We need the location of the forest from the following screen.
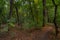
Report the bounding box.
[0,0,60,40]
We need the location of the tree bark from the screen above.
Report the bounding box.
[52,0,58,38]
[15,6,20,25]
[8,0,14,19]
[8,0,14,31]
[42,0,47,26]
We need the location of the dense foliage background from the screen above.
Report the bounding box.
[0,0,60,36]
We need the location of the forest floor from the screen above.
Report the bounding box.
[0,24,60,40]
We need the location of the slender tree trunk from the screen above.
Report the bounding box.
[8,0,14,19]
[52,0,58,38]
[15,6,20,25]
[54,5,58,37]
[8,0,14,31]
[42,0,47,26]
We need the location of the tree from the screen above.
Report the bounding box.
[15,6,20,25]
[42,0,47,26]
[52,0,58,38]
[8,0,14,31]
[8,0,14,19]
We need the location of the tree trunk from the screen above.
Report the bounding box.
[53,5,58,37]
[15,6,20,25]
[42,0,47,26]
[52,0,58,38]
[8,0,14,19]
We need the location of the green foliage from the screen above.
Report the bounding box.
[0,24,8,34]
[22,19,35,29]
[7,17,16,28]
[0,0,60,30]
[8,22,15,28]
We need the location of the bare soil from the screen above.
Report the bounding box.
[0,24,60,40]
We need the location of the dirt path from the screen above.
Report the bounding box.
[0,26,59,40]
